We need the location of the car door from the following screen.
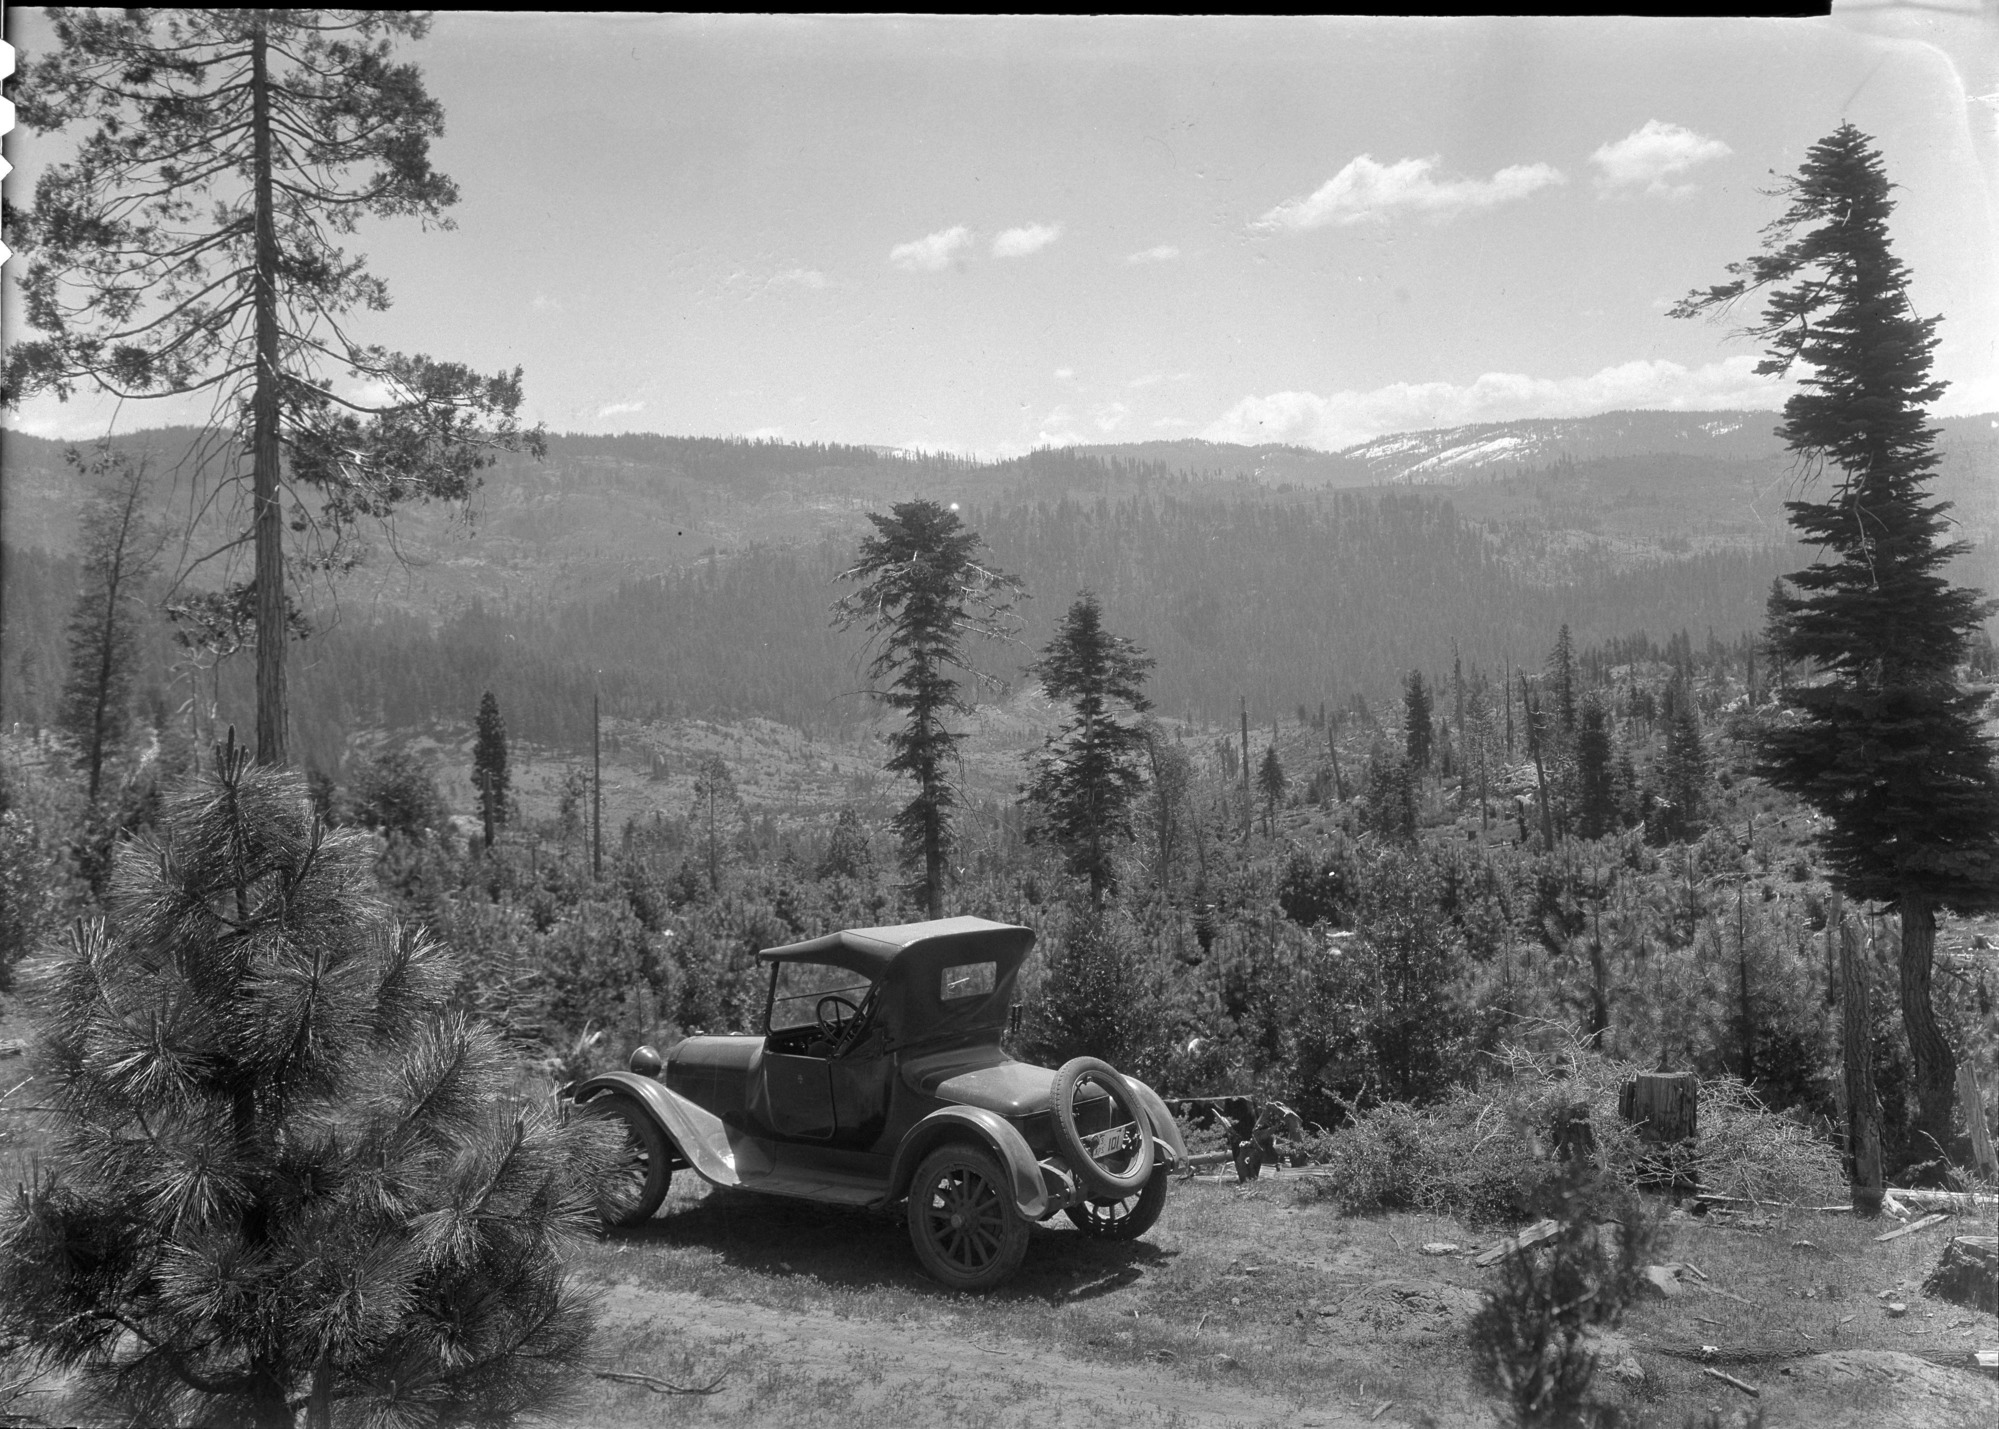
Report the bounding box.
[760,1052,836,1140]
[826,1022,894,1148]
[754,959,870,1142]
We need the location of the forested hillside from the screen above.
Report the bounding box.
[4,413,1992,772]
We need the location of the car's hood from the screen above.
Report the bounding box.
[903,1048,1107,1118]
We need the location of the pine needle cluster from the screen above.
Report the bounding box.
[0,737,606,1429]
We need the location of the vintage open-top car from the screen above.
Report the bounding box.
[567,916,1186,1290]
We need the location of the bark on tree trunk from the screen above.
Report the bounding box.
[250,24,288,767]
[1839,905,1884,1215]
[1897,890,1957,1174]
[925,797,943,919]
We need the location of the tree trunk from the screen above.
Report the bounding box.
[1839,906,1884,1215]
[1239,698,1251,840]
[83,475,143,803]
[924,796,944,919]
[250,23,288,767]
[1736,881,1754,1083]
[1897,890,1957,1173]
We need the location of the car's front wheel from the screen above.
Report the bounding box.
[1064,1165,1169,1241]
[580,1093,672,1228]
[907,1143,1031,1292]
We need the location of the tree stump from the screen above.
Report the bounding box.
[1921,1236,1998,1315]
[1618,1072,1698,1193]
[1553,1102,1597,1164]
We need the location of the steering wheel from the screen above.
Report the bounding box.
[815,993,863,1051]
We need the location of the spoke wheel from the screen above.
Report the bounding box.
[1064,1166,1169,1241]
[581,1094,671,1228]
[907,1143,1030,1292]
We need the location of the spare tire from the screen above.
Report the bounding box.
[1050,1056,1155,1200]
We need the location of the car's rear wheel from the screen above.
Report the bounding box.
[1064,1165,1169,1240]
[1050,1056,1155,1200]
[581,1093,671,1228]
[907,1143,1030,1292]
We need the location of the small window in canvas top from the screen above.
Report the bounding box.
[940,961,996,1001]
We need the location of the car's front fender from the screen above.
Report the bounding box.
[881,1105,1054,1220]
[570,1070,747,1191]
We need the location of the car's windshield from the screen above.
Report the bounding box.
[768,960,876,1035]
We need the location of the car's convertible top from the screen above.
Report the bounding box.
[757,916,1035,1043]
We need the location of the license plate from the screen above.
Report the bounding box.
[1088,1127,1129,1157]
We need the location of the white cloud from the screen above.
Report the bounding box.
[992,222,1062,258]
[530,293,563,313]
[1127,244,1181,264]
[1202,356,1792,450]
[1053,367,1076,381]
[1092,402,1130,433]
[770,267,827,289]
[597,400,646,419]
[1591,121,1732,197]
[890,225,973,272]
[341,376,401,409]
[1252,154,1565,232]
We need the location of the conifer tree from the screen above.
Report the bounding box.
[833,501,1023,918]
[1574,692,1617,841]
[0,740,602,1428]
[5,11,542,767]
[56,445,161,803]
[1022,594,1153,908]
[689,753,739,892]
[1403,669,1434,773]
[473,691,511,844]
[1658,682,1708,844]
[1676,123,1999,1159]
[1545,624,1578,736]
[1257,743,1287,837]
[1361,741,1417,843]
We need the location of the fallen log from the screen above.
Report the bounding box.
[1472,1218,1560,1267]
[1700,1366,1761,1398]
[595,1369,728,1396]
[1693,1187,1996,1213]
[1881,1188,1999,1212]
[1875,1212,1951,1243]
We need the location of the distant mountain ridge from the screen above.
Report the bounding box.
[1081,407,1999,489]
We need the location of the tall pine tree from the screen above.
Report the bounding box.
[473,691,511,846]
[1257,743,1287,837]
[833,501,1023,918]
[1022,594,1153,909]
[56,445,161,803]
[1402,669,1434,773]
[1676,124,1999,1163]
[5,11,541,767]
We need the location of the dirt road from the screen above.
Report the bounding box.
[570,1278,1438,1429]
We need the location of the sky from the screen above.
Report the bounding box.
[4,6,1998,457]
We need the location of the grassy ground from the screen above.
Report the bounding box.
[559,1168,1998,1429]
[4,993,1994,1428]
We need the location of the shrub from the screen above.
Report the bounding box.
[1468,1164,1661,1427]
[0,742,606,1428]
[1298,1034,1844,1220]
